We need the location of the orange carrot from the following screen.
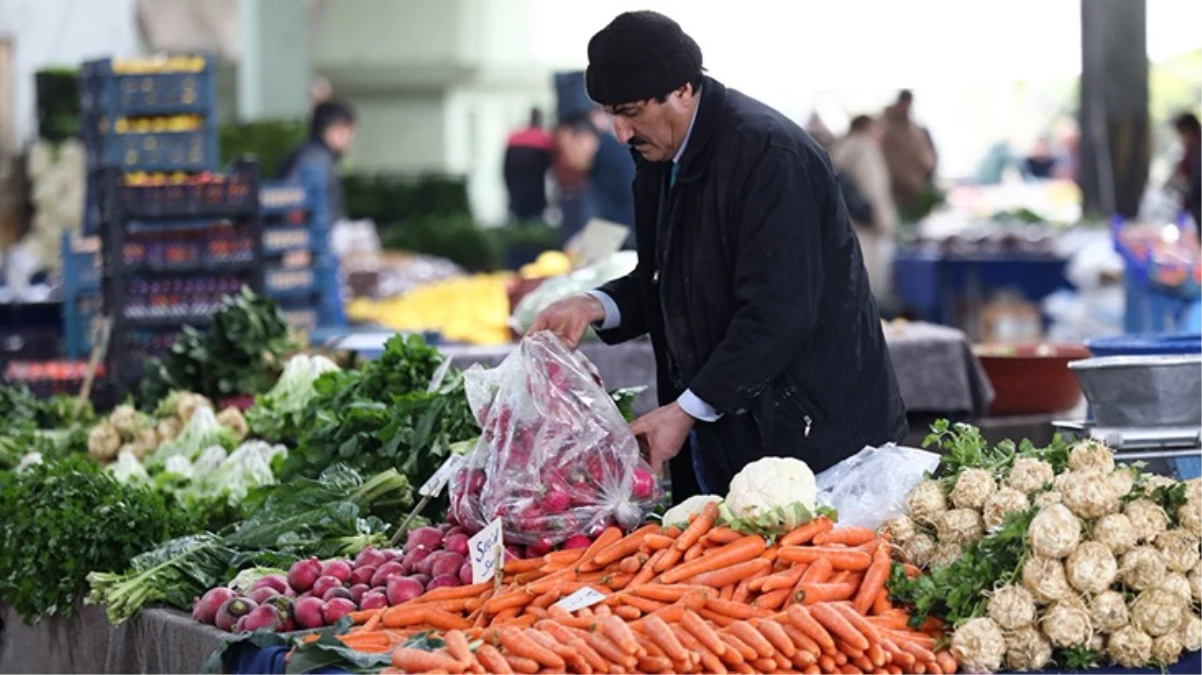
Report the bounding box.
[502,654,540,674]
[499,626,565,670]
[819,654,837,672]
[391,647,464,673]
[684,540,706,562]
[700,607,737,627]
[903,564,922,579]
[637,655,673,673]
[833,603,883,645]
[880,639,915,669]
[673,624,728,674]
[687,557,773,588]
[799,557,834,584]
[675,501,721,552]
[706,527,746,545]
[682,609,728,657]
[722,632,761,661]
[852,543,892,615]
[782,622,823,657]
[543,548,586,568]
[613,605,641,621]
[760,564,808,592]
[813,527,877,547]
[752,657,780,672]
[602,615,639,655]
[779,517,835,547]
[631,584,708,603]
[778,547,873,570]
[592,524,661,568]
[706,596,773,620]
[643,534,676,550]
[732,579,752,603]
[653,546,684,573]
[759,618,798,657]
[484,590,534,615]
[618,554,643,574]
[730,620,776,658]
[473,645,513,675]
[810,603,869,651]
[867,644,888,668]
[935,650,958,674]
[662,536,767,584]
[796,581,859,605]
[578,526,623,569]
[620,593,669,614]
[628,549,665,589]
[787,605,837,654]
[643,615,690,663]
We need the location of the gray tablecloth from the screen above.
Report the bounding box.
[442,322,994,418]
[0,604,226,674]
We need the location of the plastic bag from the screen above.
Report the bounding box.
[509,252,637,335]
[450,331,659,548]
[815,444,939,530]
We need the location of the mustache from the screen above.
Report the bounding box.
[628,136,650,148]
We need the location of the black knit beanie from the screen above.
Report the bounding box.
[585,11,703,106]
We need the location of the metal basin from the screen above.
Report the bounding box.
[1069,354,1202,428]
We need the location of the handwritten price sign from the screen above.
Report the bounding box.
[469,518,504,585]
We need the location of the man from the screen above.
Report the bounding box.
[277,100,357,326]
[530,11,907,502]
[277,100,357,224]
[503,108,554,223]
[831,115,899,304]
[880,90,936,211]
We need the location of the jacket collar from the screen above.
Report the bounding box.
[674,76,726,184]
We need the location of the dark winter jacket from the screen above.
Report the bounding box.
[596,77,907,500]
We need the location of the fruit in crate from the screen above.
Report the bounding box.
[519,250,572,279]
[345,273,515,345]
[111,55,206,74]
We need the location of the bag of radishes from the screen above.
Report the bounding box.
[449,331,659,551]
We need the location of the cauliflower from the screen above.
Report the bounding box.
[217,406,249,443]
[662,495,723,530]
[723,457,817,533]
[87,422,121,462]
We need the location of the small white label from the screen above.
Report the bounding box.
[553,587,607,613]
[469,518,504,584]
[419,454,465,498]
[427,357,454,393]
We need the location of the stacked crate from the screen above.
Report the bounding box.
[60,232,102,358]
[260,162,345,333]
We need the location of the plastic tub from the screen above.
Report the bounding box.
[974,343,1091,416]
[1086,333,1201,357]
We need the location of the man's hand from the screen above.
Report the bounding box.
[630,402,695,473]
[528,294,606,350]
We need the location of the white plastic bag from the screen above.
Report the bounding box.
[815,444,940,530]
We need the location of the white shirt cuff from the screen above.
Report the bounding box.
[585,290,621,331]
[678,389,723,422]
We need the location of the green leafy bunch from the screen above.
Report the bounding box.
[278,335,477,519]
[138,288,297,406]
[0,457,198,622]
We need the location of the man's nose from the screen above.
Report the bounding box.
[612,117,634,144]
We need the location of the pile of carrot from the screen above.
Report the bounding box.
[322,503,954,675]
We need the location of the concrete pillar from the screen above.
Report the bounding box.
[1079,0,1149,218]
[238,0,311,120]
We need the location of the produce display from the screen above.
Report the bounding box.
[885,421,1201,672]
[346,272,515,346]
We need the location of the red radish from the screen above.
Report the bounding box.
[631,468,656,500]
[402,548,432,575]
[322,586,353,602]
[216,597,257,632]
[429,551,465,579]
[370,561,404,587]
[445,526,466,538]
[379,549,401,563]
[238,604,283,632]
[387,576,424,605]
[404,527,442,553]
[444,534,469,557]
[458,562,473,586]
[252,574,290,595]
[310,575,342,598]
[350,565,376,586]
[437,523,454,534]
[323,598,356,624]
[249,587,280,604]
[294,597,326,629]
[353,547,387,570]
[264,595,294,621]
[562,534,592,550]
[540,489,571,514]
[348,584,370,604]
[414,551,439,577]
[409,574,431,589]
[525,539,553,558]
[428,575,461,590]
[322,560,353,584]
[192,587,236,624]
[287,557,323,592]
[280,618,297,633]
[359,591,388,611]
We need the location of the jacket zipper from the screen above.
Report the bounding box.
[804,415,813,438]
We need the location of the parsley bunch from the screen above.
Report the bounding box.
[0,457,197,622]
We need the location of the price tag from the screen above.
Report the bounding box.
[419,454,465,498]
[552,587,607,613]
[469,518,504,585]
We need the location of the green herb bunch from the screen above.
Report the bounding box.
[0,457,197,622]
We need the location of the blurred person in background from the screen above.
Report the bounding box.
[553,109,637,247]
[831,115,899,305]
[880,90,936,210]
[1024,136,1057,179]
[531,11,906,502]
[1052,117,1080,182]
[278,100,357,223]
[503,108,555,223]
[552,116,600,244]
[1171,112,1201,232]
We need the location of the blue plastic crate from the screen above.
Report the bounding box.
[1086,333,1202,357]
[260,182,310,215]
[84,126,218,172]
[265,266,318,297]
[79,55,216,117]
[261,227,313,255]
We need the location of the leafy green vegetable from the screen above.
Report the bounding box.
[610,387,646,423]
[278,335,477,521]
[86,465,410,623]
[245,354,340,443]
[1057,646,1101,670]
[0,457,197,622]
[137,288,297,407]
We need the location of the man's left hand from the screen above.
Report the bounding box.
[630,402,695,473]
